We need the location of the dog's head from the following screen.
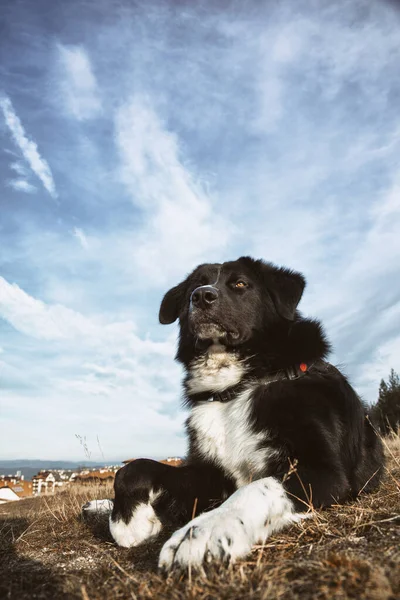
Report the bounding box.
[159,257,305,362]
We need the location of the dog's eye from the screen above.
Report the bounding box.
[235,280,248,289]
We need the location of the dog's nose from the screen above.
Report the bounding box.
[191,286,218,309]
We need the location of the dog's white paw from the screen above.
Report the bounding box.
[82,499,114,514]
[110,502,162,548]
[158,508,252,572]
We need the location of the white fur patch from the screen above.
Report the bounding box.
[188,387,277,487]
[110,491,162,548]
[187,347,246,394]
[159,477,304,571]
[82,499,114,514]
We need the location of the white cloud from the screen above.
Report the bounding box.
[57,44,102,120]
[115,97,234,284]
[72,227,89,249]
[7,179,37,194]
[10,160,28,177]
[0,276,98,340]
[0,276,184,460]
[0,95,57,198]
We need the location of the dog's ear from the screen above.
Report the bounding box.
[159,280,188,324]
[267,266,306,321]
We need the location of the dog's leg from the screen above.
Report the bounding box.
[110,487,163,548]
[106,459,234,548]
[158,477,307,572]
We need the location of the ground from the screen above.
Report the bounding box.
[1,434,399,600]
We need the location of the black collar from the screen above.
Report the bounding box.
[212,383,245,404]
[210,362,312,403]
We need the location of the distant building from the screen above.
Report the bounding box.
[29,466,120,493]
[0,487,20,504]
[0,465,123,499]
[1,474,25,485]
[32,471,68,495]
[0,479,33,503]
[160,457,183,467]
[74,469,115,485]
[9,480,33,498]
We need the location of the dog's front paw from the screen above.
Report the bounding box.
[158,508,252,572]
[82,499,114,515]
[110,501,162,548]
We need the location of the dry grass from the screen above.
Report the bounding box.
[1,438,399,600]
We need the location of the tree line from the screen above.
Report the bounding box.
[369,368,400,435]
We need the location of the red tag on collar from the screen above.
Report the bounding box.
[299,363,308,373]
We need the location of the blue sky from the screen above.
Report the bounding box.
[1,0,400,462]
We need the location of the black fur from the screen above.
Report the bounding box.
[113,257,384,528]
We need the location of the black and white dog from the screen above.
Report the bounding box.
[83,257,384,572]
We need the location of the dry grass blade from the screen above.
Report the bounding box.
[81,585,91,600]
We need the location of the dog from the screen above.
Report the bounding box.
[83,256,384,572]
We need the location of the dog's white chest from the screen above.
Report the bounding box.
[188,389,273,487]
[186,348,245,395]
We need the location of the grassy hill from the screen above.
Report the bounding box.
[1,434,399,600]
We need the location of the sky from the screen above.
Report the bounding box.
[1,0,400,462]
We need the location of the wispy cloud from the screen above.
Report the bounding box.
[0,275,98,340]
[72,227,89,249]
[115,97,234,284]
[0,95,57,198]
[57,44,102,120]
[10,160,28,177]
[7,179,37,194]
